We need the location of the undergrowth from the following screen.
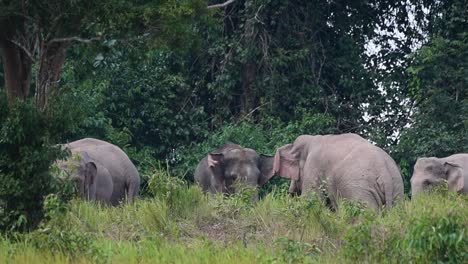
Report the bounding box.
[0,168,466,264]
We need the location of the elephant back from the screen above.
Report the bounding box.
[67,138,140,205]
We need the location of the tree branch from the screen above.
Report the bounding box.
[207,0,236,9]
[48,36,101,44]
[8,39,35,61]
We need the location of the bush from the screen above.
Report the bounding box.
[273,237,320,263]
[28,227,93,257]
[341,192,468,263]
[0,98,64,232]
[146,164,205,219]
[403,193,467,263]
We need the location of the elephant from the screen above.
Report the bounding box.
[269,133,404,210]
[61,138,141,205]
[194,144,274,196]
[56,151,113,204]
[411,154,468,196]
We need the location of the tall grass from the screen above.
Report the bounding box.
[1,168,467,263]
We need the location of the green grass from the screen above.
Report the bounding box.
[1,171,467,263]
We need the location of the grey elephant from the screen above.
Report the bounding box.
[56,151,113,204]
[194,144,274,195]
[61,138,141,205]
[268,134,404,210]
[411,154,468,196]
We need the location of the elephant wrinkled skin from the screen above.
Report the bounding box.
[271,133,404,210]
[411,154,468,196]
[194,144,274,195]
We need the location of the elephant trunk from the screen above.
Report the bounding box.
[73,177,86,199]
[288,180,301,196]
[411,184,423,199]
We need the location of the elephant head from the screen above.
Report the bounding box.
[272,141,304,195]
[207,146,274,194]
[411,157,464,196]
[58,152,97,200]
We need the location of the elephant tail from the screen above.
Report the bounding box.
[123,163,141,203]
[383,159,403,209]
[384,179,394,209]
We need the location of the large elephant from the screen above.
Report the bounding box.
[194,144,274,195]
[56,151,113,204]
[62,138,141,205]
[270,134,404,210]
[411,154,468,196]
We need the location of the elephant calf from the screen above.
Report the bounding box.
[411,154,467,196]
[269,133,404,210]
[58,138,141,205]
[194,144,273,195]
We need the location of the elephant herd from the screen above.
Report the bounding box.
[56,134,467,209]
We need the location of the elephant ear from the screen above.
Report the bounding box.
[207,153,225,187]
[208,153,224,168]
[84,161,97,186]
[273,144,300,181]
[258,154,274,186]
[81,152,97,186]
[444,162,464,192]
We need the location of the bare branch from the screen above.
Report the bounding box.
[207,0,236,9]
[8,39,35,61]
[236,102,268,124]
[48,36,101,44]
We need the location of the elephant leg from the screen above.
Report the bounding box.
[210,174,226,193]
[333,177,381,210]
[302,172,337,209]
[88,183,97,201]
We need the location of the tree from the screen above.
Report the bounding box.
[203,0,429,136]
[0,0,206,110]
[0,1,96,109]
[392,0,468,188]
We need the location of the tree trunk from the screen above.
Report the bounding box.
[240,61,258,115]
[239,12,259,117]
[0,38,32,106]
[35,42,69,111]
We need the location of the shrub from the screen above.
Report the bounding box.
[28,227,93,257]
[146,164,205,219]
[0,98,64,232]
[340,191,468,263]
[273,237,320,263]
[403,193,468,263]
[342,217,375,261]
[146,162,187,200]
[405,212,467,263]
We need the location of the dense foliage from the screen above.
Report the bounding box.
[392,0,468,188]
[0,97,65,231]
